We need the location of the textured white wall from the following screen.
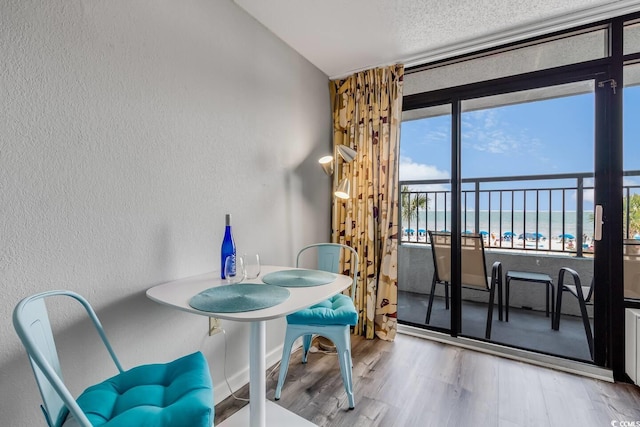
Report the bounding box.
[0,0,331,424]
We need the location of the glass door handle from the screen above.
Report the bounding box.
[594,205,604,241]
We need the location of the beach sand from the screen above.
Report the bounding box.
[401,233,592,253]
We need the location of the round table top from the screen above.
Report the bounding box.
[146,265,352,321]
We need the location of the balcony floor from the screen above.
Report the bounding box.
[398,290,592,361]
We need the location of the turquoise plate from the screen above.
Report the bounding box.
[189,284,290,313]
[261,269,337,287]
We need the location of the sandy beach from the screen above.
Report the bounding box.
[401,233,592,252]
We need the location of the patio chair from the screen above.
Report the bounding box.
[274,243,359,409]
[13,290,214,427]
[426,231,503,339]
[552,267,594,358]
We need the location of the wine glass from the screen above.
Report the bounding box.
[243,253,261,280]
[224,255,245,285]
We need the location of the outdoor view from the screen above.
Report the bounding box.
[398,74,640,361]
[394,19,640,370]
[399,83,640,251]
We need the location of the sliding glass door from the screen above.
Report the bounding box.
[399,105,452,333]
[397,15,637,373]
[399,72,616,366]
[458,80,602,361]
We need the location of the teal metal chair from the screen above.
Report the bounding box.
[13,290,214,427]
[274,243,359,409]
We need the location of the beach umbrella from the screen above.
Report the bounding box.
[418,228,426,234]
[462,230,472,234]
[404,228,415,234]
[503,231,516,237]
[479,231,489,236]
[559,233,575,239]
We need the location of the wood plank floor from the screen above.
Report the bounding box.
[214,334,640,426]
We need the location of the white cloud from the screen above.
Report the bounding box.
[583,189,595,204]
[425,130,448,142]
[462,110,549,159]
[399,156,449,181]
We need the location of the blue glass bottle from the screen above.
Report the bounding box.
[221,214,236,279]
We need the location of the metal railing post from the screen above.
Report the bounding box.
[577,177,584,257]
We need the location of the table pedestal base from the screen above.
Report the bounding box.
[218,400,316,427]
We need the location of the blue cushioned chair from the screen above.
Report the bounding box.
[274,243,359,409]
[13,290,214,427]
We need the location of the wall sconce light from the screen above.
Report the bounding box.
[318,144,357,199]
[318,155,334,176]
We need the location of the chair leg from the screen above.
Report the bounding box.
[330,326,355,409]
[275,328,299,401]
[301,334,313,364]
[445,282,450,310]
[497,275,503,321]
[549,281,555,328]
[545,282,550,317]
[485,283,496,340]
[553,288,564,330]
[425,276,437,324]
[505,276,510,322]
[491,262,503,321]
[577,299,594,358]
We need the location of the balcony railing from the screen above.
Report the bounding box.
[400,170,640,257]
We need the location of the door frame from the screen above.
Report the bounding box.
[404,62,620,369]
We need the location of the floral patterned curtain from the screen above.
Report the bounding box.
[329,64,404,340]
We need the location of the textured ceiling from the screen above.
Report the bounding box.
[235,0,640,78]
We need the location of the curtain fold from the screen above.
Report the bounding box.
[329,64,404,341]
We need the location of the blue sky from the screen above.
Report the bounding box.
[400,93,596,180]
[401,86,640,179]
[400,85,640,210]
[400,86,640,214]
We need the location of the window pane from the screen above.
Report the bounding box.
[399,104,452,330]
[623,63,640,299]
[405,29,606,95]
[624,21,640,56]
[459,81,595,359]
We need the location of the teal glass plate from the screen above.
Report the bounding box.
[261,269,337,287]
[189,284,290,313]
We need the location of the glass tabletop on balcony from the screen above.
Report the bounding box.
[506,270,553,282]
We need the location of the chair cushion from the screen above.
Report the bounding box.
[70,351,213,427]
[286,294,357,326]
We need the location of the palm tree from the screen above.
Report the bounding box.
[401,185,429,232]
[624,194,640,237]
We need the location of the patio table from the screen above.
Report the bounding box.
[505,270,555,327]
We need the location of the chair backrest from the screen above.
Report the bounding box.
[429,231,489,290]
[296,243,359,300]
[13,290,123,427]
[429,231,452,282]
[559,267,595,302]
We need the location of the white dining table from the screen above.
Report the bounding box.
[146,265,353,427]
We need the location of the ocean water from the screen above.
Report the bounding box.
[406,210,594,239]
